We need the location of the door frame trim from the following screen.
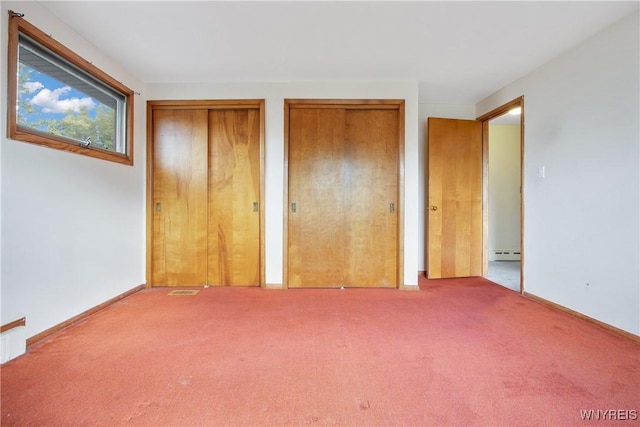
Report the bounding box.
[146,99,266,288]
[476,96,525,294]
[283,99,406,289]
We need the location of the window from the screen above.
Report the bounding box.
[7,12,134,165]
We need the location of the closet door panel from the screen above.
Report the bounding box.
[208,109,260,286]
[288,108,346,288]
[152,109,209,286]
[344,110,398,287]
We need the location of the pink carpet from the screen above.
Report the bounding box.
[2,276,638,426]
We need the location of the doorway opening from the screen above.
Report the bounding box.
[478,97,524,293]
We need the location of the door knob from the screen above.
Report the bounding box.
[429,206,438,211]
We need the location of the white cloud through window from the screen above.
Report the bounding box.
[29,86,96,114]
[22,81,44,93]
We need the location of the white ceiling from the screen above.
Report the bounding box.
[36,0,639,104]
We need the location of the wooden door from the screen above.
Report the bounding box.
[288,108,346,287]
[208,109,260,286]
[149,101,263,287]
[152,109,209,286]
[427,118,482,279]
[344,110,398,287]
[287,105,399,288]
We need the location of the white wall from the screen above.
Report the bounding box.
[0,2,147,340]
[488,124,521,259]
[418,104,475,271]
[477,12,640,335]
[146,82,420,287]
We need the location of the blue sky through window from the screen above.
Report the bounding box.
[19,65,100,125]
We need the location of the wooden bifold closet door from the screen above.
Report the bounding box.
[287,100,403,288]
[150,102,262,287]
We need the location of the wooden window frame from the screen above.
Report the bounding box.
[6,11,134,165]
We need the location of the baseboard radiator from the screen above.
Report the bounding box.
[489,249,521,261]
